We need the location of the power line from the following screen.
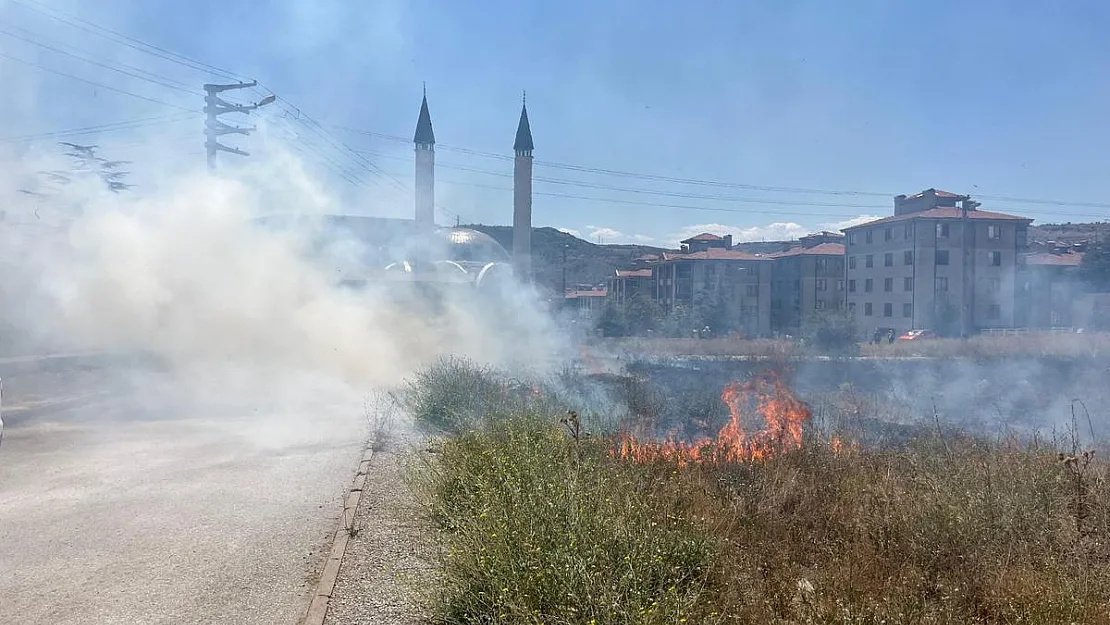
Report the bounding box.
[8,0,247,82]
[357,150,1110,220]
[335,124,1110,213]
[404,176,1110,221]
[0,50,195,111]
[0,113,197,143]
[0,23,203,95]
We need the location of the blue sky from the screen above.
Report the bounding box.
[2,0,1109,246]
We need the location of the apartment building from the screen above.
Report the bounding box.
[843,189,1032,338]
[769,239,846,335]
[654,247,772,337]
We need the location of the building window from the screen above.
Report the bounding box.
[987,277,1001,293]
[848,255,857,269]
[904,223,914,239]
[989,251,1002,266]
[864,278,873,293]
[848,232,857,246]
[936,250,950,265]
[848,279,857,293]
[935,277,948,291]
[746,284,759,296]
[883,303,893,317]
[816,279,827,291]
[904,250,914,265]
[988,304,1001,320]
[816,258,828,271]
[848,302,856,313]
[937,223,950,238]
[865,254,874,268]
[837,279,845,291]
[815,300,826,310]
[885,227,893,241]
[884,252,894,267]
[884,277,893,292]
[864,303,873,316]
[903,303,913,318]
[987,225,1002,240]
[866,230,873,244]
[904,277,914,291]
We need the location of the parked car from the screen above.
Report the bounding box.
[897,329,938,341]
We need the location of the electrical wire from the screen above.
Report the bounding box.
[0,23,203,95]
[0,113,198,143]
[8,0,248,82]
[0,51,195,111]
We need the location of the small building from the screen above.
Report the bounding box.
[680,232,733,253]
[606,268,654,307]
[564,286,608,319]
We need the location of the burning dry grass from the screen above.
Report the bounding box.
[409,361,1110,624]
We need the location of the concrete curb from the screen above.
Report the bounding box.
[301,440,376,625]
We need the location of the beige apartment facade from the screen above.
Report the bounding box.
[843,189,1032,338]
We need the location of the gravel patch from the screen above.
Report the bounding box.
[324,428,440,625]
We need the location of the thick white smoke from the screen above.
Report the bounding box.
[0,142,566,410]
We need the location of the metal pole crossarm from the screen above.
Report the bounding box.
[203,80,258,94]
[205,119,255,136]
[205,140,249,157]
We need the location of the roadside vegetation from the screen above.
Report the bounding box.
[405,357,1110,624]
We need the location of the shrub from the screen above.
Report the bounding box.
[416,416,714,624]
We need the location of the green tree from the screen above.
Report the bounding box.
[1079,235,1110,292]
[623,292,661,336]
[801,309,859,353]
[659,304,698,338]
[595,303,627,337]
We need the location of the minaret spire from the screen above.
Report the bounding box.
[513,95,534,282]
[514,96,534,155]
[413,88,435,230]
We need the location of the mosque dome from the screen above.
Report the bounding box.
[435,227,510,264]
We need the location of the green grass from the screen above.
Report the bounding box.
[408,361,1110,624]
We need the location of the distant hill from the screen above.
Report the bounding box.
[467,221,1108,297]
[1031,222,1109,244]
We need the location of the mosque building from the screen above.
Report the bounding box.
[393,89,535,289]
[254,90,535,293]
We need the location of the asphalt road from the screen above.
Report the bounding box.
[0,364,368,625]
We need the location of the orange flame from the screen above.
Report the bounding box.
[614,374,815,466]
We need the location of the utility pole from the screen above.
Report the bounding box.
[204,81,276,172]
[960,197,981,339]
[562,243,569,294]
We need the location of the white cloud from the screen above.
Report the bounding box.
[820,214,882,231]
[671,222,810,245]
[557,227,582,238]
[583,225,655,245]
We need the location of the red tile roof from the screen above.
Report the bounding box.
[661,248,771,261]
[615,268,653,278]
[681,232,725,242]
[1026,252,1084,267]
[842,207,1031,230]
[768,242,845,258]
